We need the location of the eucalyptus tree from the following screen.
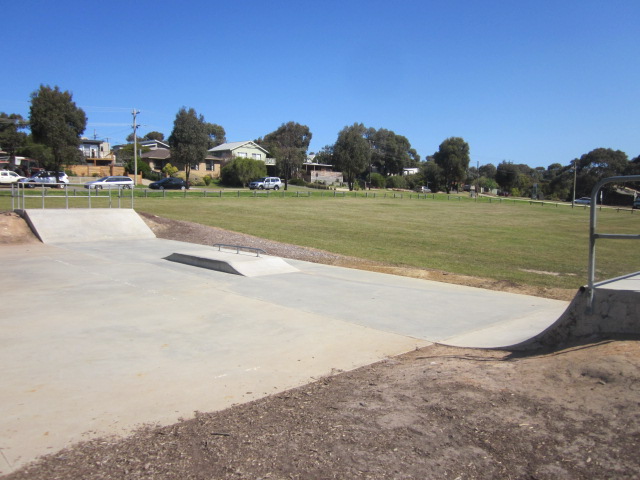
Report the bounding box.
[368,128,420,176]
[0,113,28,162]
[29,85,87,173]
[144,131,165,141]
[432,137,470,193]
[205,123,226,148]
[168,107,209,188]
[258,121,311,189]
[332,123,370,191]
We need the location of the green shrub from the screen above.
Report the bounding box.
[203,175,212,186]
[369,173,386,188]
[386,175,407,189]
[177,172,206,186]
[289,178,306,186]
[220,157,267,187]
[162,163,179,177]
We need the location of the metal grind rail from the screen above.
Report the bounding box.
[212,244,266,257]
[588,175,640,310]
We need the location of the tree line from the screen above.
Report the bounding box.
[2,84,638,198]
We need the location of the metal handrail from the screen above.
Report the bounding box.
[588,175,640,309]
[11,182,135,209]
[212,243,266,257]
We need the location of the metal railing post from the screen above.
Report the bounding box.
[587,175,640,311]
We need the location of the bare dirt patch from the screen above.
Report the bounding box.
[0,212,40,245]
[2,211,638,479]
[5,342,640,479]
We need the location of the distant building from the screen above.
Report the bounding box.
[208,141,273,166]
[79,138,114,165]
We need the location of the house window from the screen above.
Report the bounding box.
[252,153,261,160]
[237,152,247,158]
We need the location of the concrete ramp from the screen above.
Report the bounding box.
[441,272,640,350]
[19,209,156,243]
[165,250,299,277]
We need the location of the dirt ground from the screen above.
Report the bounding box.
[2,211,639,479]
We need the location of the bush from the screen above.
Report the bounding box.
[403,174,422,190]
[124,158,152,177]
[162,163,178,177]
[220,157,267,187]
[289,178,306,186]
[369,173,386,188]
[177,172,207,187]
[203,175,212,186]
[386,175,407,189]
[306,182,332,190]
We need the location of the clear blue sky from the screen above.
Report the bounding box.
[3,0,639,168]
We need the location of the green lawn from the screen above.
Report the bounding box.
[2,189,638,289]
[131,195,639,289]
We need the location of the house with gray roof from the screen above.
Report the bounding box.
[208,141,273,166]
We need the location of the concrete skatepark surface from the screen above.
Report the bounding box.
[1,209,638,474]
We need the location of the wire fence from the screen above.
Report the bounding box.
[2,183,639,214]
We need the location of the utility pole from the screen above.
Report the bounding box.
[572,159,577,207]
[132,109,140,186]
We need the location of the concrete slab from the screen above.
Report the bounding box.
[0,241,427,474]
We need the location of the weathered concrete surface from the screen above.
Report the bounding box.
[0,241,427,475]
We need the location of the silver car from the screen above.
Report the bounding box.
[19,171,69,188]
[84,176,134,189]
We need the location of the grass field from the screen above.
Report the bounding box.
[132,194,639,290]
[3,188,638,289]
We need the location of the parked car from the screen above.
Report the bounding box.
[0,170,25,184]
[148,177,188,190]
[633,198,640,209]
[574,197,591,205]
[84,176,134,189]
[414,186,431,193]
[249,177,282,190]
[18,171,69,188]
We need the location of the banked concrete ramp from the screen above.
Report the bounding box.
[442,272,640,350]
[19,208,156,243]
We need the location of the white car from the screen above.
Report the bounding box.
[249,177,282,190]
[84,176,134,189]
[19,171,69,188]
[0,170,25,184]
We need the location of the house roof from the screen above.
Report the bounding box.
[79,138,104,145]
[140,140,170,149]
[208,141,269,155]
[141,148,171,160]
